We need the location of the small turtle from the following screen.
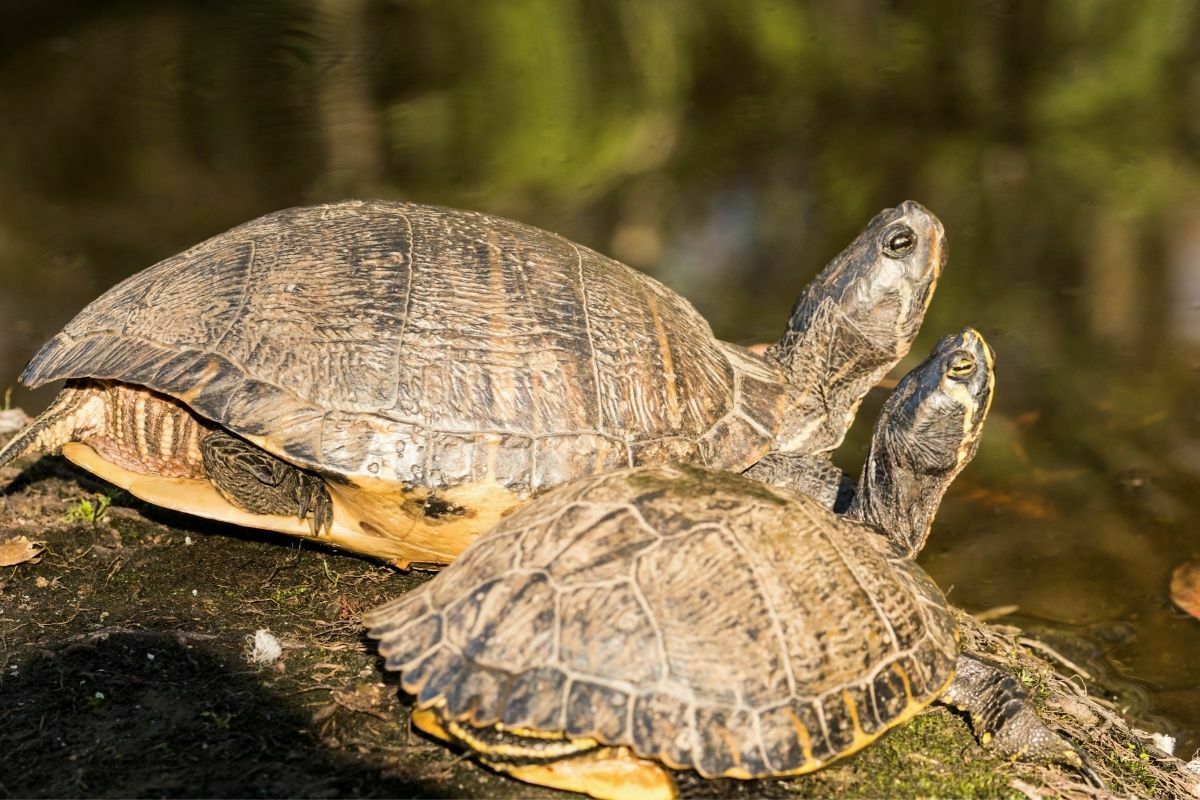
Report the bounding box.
[366,329,1086,799]
[0,200,943,567]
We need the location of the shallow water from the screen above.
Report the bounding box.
[1,1,1198,757]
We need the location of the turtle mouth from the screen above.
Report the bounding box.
[918,230,946,304]
[932,228,948,273]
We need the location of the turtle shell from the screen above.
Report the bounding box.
[23,201,784,495]
[366,464,960,779]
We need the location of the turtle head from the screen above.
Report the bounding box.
[770,201,947,457]
[823,200,947,351]
[848,327,994,558]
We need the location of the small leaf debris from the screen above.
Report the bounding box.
[0,535,45,566]
[1169,559,1200,620]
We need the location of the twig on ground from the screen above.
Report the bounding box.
[1018,635,1095,681]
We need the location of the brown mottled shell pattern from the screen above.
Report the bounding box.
[22,201,784,494]
[366,465,959,779]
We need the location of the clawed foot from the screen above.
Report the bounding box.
[942,653,1101,786]
[202,430,334,535]
[294,472,333,535]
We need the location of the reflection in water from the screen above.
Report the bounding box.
[1172,217,1200,348]
[0,0,1198,755]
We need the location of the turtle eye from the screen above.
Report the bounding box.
[882,225,917,257]
[947,352,976,379]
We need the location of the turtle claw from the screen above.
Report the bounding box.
[313,489,333,535]
[294,474,333,536]
[1079,760,1105,789]
[942,653,1098,783]
[298,484,312,520]
[203,429,333,533]
[1037,742,1103,788]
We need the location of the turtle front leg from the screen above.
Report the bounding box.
[941,653,1096,780]
[200,430,333,535]
[743,453,854,511]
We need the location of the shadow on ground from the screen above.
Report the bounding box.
[0,455,554,800]
[1,631,446,798]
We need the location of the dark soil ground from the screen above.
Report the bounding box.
[1,452,1195,799]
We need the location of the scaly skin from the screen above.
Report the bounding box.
[200,429,333,535]
[847,327,995,557]
[768,200,947,460]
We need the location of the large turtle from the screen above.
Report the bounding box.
[0,200,944,567]
[365,329,1086,799]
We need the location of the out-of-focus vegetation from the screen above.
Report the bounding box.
[0,0,1197,750]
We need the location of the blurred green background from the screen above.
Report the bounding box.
[0,0,1197,754]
